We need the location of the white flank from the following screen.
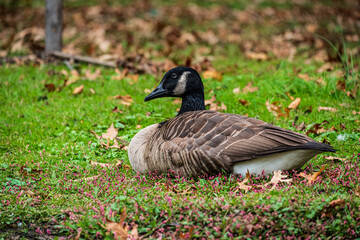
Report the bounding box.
[233,149,321,177]
[128,124,158,173]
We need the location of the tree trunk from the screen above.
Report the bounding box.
[45,0,63,55]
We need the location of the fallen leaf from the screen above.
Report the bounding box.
[89,88,96,94]
[65,70,80,86]
[75,174,101,182]
[288,97,301,109]
[205,95,227,111]
[298,165,326,184]
[352,110,360,115]
[298,73,311,81]
[237,170,252,191]
[315,77,326,86]
[238,99,249,106]
[111,68,128,80]
[245,51,268,60]
[242,82,258,94]
[318,106,338,112]
[355,187,360,197]
[112,106,123,113]
[317,63,333,73]
[144,89,152,94]
[179,226,194,239]
[136,125,142,129]
[44,83,56,92]
[202,70,222,81]
[73,228,82,240]
[172,99,182,104]
[286,92,294,101]
[323,156,347,162]
[90,161,122,168]
[262,170,292,190]
[73,85,84,95]
[21,186,35,196]
[103,207,129,240]
[233,87,240,94]
[336,80,346,92]
[306,122,327,135]
[85,68,101,80]
[114,95,133,106]
[102,123,118,140]
[266,100,290,118]
[329,199,345,208]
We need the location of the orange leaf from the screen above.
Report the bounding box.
[237,170,252,191]
[102,123,118,140]
[245,51,268,60]
[73,85,84,95]
[85,68,101,81]
[298,165,326,184]
[266,100,290,118]
[103,207,129,240]
[202,70,222,81]
[288,97,301,109]
[114,95,133,106]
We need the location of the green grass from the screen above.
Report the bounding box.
[1,56,359,239]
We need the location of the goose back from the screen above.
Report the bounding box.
[141,110,333,177]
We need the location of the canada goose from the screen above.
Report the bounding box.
[128,66,335,177]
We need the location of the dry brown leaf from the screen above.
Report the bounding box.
[323,156,347,162]
[202,70,222,81]
[262,170,292,190]
[136,125,142,129]
[65,70,80,86]
[318,106,338,112]
[298,73,311,81]
[90,161,122,168]
[336,80,346,92]
[89,88,96,94]
[352,110,360,115]
[114,95,133,106]
[239,99,249,106]
[144,89,152,94]
[288,97,301,109]
[286,92,294,101]
[103,207,129,240]
[245,51,268,60]
[75,174,101,182]
[233,87,240,94]
[329,199,345,208]
[305,122,329,135]
[298,165,326,184]
[237,170,252,191]
[355,187,360,197]
[242,82,259,94]
[315,77,326,86]
[73,228,82,240]
[102,123,118,140]
[317,63,333,73]
[266,100,290,118]
[85,68,101,80]
[112,106,123,113]
[73,85,84,95]
[111,68,128,80]
[45,83,56,92]
[205,95,227,111]
[21,186,35,196]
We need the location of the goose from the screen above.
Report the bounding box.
[128,66,335,177]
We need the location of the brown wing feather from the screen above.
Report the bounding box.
[146,110,330,176]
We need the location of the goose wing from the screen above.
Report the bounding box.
[159,110,332,165]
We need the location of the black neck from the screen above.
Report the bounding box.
[177,92,205,115]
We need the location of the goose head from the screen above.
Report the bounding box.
[145,67,206,115]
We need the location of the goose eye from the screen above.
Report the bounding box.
[171,73,177,79]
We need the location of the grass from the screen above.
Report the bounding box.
[1,55,360,239]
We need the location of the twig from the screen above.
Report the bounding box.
[51,51,116,68]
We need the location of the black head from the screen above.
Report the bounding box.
[144,66,204,102]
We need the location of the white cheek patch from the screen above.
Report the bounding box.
[173,71,191,96]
